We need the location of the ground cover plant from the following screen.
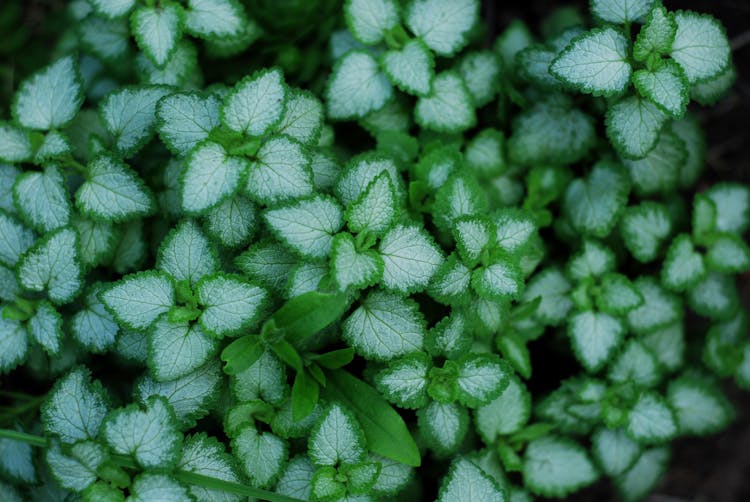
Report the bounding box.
[0,0,748,500]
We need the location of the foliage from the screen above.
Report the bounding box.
[0,0,745,501]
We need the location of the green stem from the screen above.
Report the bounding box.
[0,429,304,502]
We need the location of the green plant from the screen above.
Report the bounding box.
[0,0,747,500]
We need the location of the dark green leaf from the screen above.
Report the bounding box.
[271,339,304,372]
[269,291,349,343]
[292,370,319,421]
[312,348,355,369]
[323,369,421,467]
[220,336,264,375]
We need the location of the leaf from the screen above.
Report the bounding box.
[89,0,136,18]
[41,367,109,444]
[0,123,32,163]
[591,428,641,477]
[103,395,182,468]
[131,4,184,67]
[205,196,257,248]
[475,376,532,441]
[286,262,328,299]
[455,353,509,408]
[417,401,468,456]
[405,0,478,56]
[427,254,472,306]
[275,90,323,145]
[661,234,706,292]
[620,202,672,263]
[245,135,313,205]
[270,290,349,342]
[0,433,36,483]
[379,224,443,294]
[627,277,682,335]
[626,392,677,444]
[157,220,217,285]
[326,51,392,120]
[291,369,319,422]
[497,333,532,379]
[597,273,643,315]
[101,271,175,331]
[345,0,399,44]
[436,457,505,502]
[264,196,344,259]
[705,183,750,234]
[0,212,34,268]
[181,141,247,215]
[178,433,244,502]
[608,339,660,387]
[17,227,82,305]
[563,161,630,238]
[591,0,655,24]
[670,11,730,84]
[28,300,63,355]
[464,128,505,178]
[196,274,267,337]
[605,95,667,159]
[149,316,217,382]
[508,99,595,166]
[156,92,221,156]
[453,217,493,266]
[222,68,286,137]
[633,61,689,118]
[12,56,83,130]
[346,172,398,236]
[672,115,707,189]
[550,28,632,96]
[331,232,383,292]
[615,447,669,502]
[471,261,523,301]
[46,441,107,492]
[382,39,434,97]
[568,310,625,372]
[567,240,615,280]
[706,234,750,273]
[75,155,155,222]
[325,369,421,467]
[343,290,424,361]
[185,0,247,38]
[375,353,431,409]
[687,272,739,321]
[667,375,733,436]
[100,86,170,156]
[523,267,573,326]
[232,425,288,488]
[634,5,677,61]
[308,403,366,467]
[0,311,27,373]
[128,473,191,502]
[13,165,71,233]
[72,216,119,269]
[71,285,119,354]
[415,71,476,133]
[136,362,222,428]
[336,154,401,207]
[235,241,297,295]
[276,456,315,500]
[691,65,736,106]
[458,51,501,107]
[523,436,598,498]
[622,129,686,197]
[79,16,131,62]
[311,466,345,500]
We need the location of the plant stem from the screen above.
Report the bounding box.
[0,429,304,502]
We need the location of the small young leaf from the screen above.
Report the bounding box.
[405,0,478,57]
[471,261,523,301]
[331,232,384,292]
[633,62,689,119]
[17,227,82,305]
[661,234,706,292]
[634,5,677,62]
[221,68,286,137]
[375,353,431,409]
[327,51,392,120]
[550,28,632,96]
[453,217,493,266]
[626,277,682,335]
[75,155,154,222]
[626,393,677,444]
[620,202,672,263]
[13,56,83,130]
[597,273,643,315]
[346,172,398,237]
[103,396,182,468]
[455,353,509,408]
[245,135,313,205]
